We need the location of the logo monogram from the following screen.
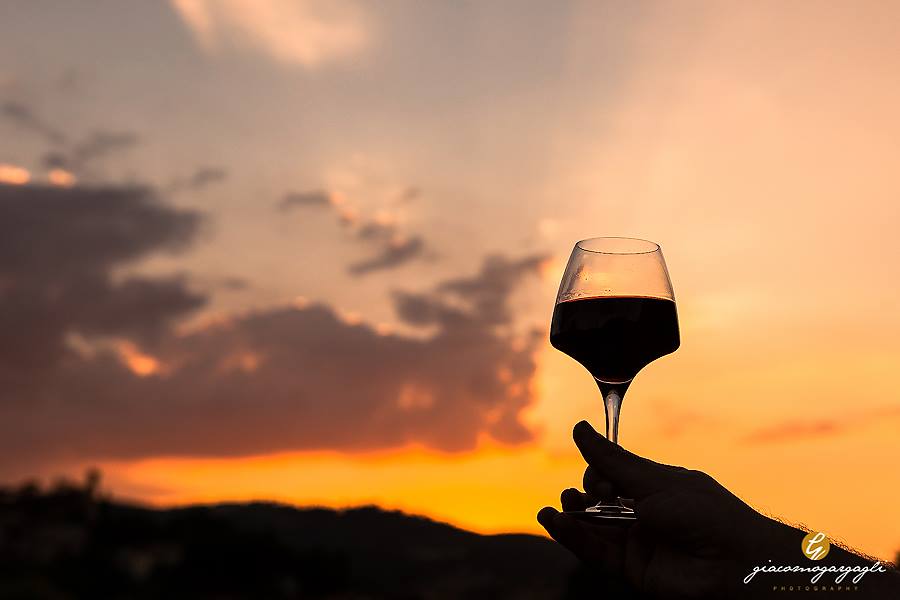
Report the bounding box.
[802,531,831,561]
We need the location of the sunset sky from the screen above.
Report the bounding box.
[1,1,898,559]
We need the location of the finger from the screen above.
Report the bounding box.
[583,466,616,500]
[573,420,680,499]
[623,522,654,586]
[561,487,590,512]
[635,490,717,550]
[537,507,622,567]
[538,507,587,557]
[551,494,633,543]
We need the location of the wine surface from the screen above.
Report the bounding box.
[550,296,680,384]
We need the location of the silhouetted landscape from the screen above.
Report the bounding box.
[0,473,632,599]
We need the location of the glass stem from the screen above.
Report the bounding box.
[603,387,623,445]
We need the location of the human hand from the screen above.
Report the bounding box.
[537,421,894,598]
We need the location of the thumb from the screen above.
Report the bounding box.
[573,420,680,500]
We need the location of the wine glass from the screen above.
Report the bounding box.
[550,237,680,520]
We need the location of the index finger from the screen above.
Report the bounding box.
[573,420,683,499]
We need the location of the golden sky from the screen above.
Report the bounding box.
[0,0,898,560]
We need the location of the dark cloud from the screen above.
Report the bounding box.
[393,255,547,332]
[438,255,548,325]
[0,98,138,175]
[279,188,429,274]
[167,166,228,193]
[356,221,394,241]
[348,236,426,275]
[71,131,139,164]
[0,185,545,463]
[1,101,66,144]
[0,183,204,375]
[42,130,139,172]
[279,190,332,211]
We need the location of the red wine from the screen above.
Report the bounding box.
[550,296,679,384]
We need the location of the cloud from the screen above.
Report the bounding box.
[348,236,425,275]
[48,168,77,187]
[743,406,900,444]
[280,188,429,274]
[0,130,535,465]
[646,400,722,439]
[397,186,421,204]
[0,101,66,144]
[167,166,228,192]
[0,163,30,186]
[278,189,331,210]
[1,98,138,179]
[42,130,139,172]
[437,255,550,326]
[220,276,249,291]
[170,0,370,68]
[0,186,545,462]
[71,132,139,165]
[0,183,204,375]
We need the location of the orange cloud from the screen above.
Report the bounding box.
[744,406,900,444]
[171,0,370,68]
[117,341,163,377]
[279,187,428,274]
[0,163,30,185]
[48,168,76,187]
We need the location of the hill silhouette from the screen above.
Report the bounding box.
[7,474,893,598]
[0,474,621,599]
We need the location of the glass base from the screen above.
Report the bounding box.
[565,501,636,521]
